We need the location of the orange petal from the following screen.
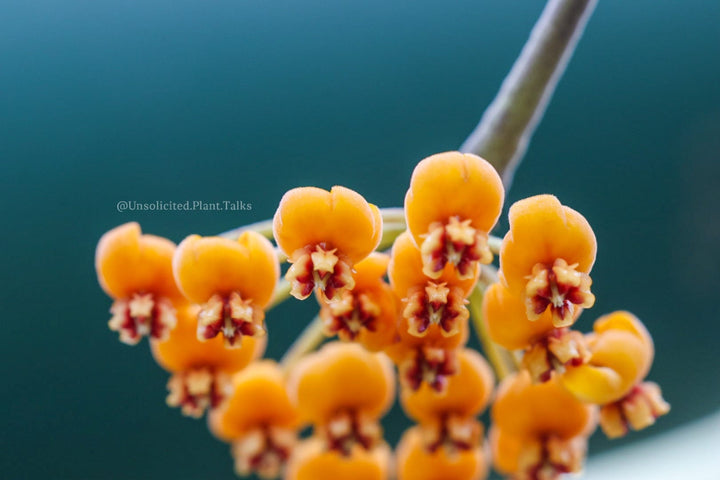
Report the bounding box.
[273,186,382,263]
[286,438,391,480]
[353,252,390,290]
[492,371,597,440]
[500,195,596,294]
[401,349,494,424]
[488,426,523,476]
[389,231,478,297]
[560,311,654,404]
[482,283,557,351]
[173,231,279,306]
[208,361,298,442]
[95,222,182,301]
[396,426,489,480]
[404,151,504,246]
[287,342,395,425]
[151,305,265,374]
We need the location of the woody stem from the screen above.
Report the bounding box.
[459,0,598,188]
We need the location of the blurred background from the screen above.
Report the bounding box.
[2,0,719,478]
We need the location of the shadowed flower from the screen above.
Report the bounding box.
[208,361,299,479]
[151,305,265,418]
[396,426,489,480]
[500,195,596,328]
[389,231,477,339]
[273,186,382,301]
[318,253,398,351]
[286,438,392,480]
[173,231,279,348]
[95,222,184,345]
[482,283,589,383]
[404,152,504,280]
[287,342,395,455]
[491,371,597,480]
[559,311,670,438]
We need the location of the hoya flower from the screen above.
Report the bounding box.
[151,305,265,418]
[273,186,382,301]
[208,361,299,479]
[173,231,279,348]
[389,231,477,339]
[482,283,589,383]
[500,195,597,328]
[287,342,395,455]
[286,438,392,480]
[559,311,670,438]
[318,253,398,351]
[490,371,597,480]
[404,151,504,280]
[95,222,184,344]
[400,349,494,454]
[396,426,489,480]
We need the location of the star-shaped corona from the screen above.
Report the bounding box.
[404,152,504,281]
[173,231,279,348]
[95,222,184,345]
[273,186,382,302]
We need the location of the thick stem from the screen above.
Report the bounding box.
[460,0,598,187]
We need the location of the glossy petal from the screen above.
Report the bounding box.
[95,222,182,302]
[286,438,391,480]
[173,232,279,306]
[401,349,494,424]
[273,186,382,263]
[500,195,596,294]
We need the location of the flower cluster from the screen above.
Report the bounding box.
[95,151,668,479]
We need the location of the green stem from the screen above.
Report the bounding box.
[460,0,598,187]
[467,266,519,380]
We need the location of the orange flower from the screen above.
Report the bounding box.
[401,348,494,425]
[286,438,391,480]
[273,186,382,301]
[500,195,596,328]
[208,361,299,478]
[389,231,477,339]
[151,305,265,418]
[396,426,488,480]
[404,151,504,280]
[482,283,590,383]
[287,342,395,455]
[559,311,670,438]
[95,222,183,345]
[318,253,399,351]
[490,371,597,479]
[173,232,279,348]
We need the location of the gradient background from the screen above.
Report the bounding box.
[2,1,719,478]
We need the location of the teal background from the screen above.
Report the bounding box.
[2,0,719,478]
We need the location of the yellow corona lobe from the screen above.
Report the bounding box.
[560,311,669,438]
[405,152,504,280]
[95,222,184,345]
[273,186,382,302]
[173,232,279,348]
[500,195,597,328]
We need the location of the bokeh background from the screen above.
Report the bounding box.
[2,0,719,478]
